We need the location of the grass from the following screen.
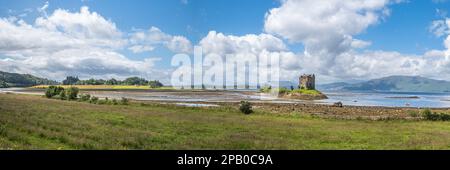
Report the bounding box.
[290,89,322,95]
[2,93,450,149]
[32,85,173,90]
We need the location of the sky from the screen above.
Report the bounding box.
[0,0,450,84]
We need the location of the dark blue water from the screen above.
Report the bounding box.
[321,91,450,108]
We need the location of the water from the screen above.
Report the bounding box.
[3,88,450,108]
[321,91,450,108]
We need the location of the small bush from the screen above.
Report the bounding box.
[239,101,253,115]
[407,110,420,118]
[112,99,118,105]
[45,90,53,98]
[97,100,107,105]
[422,109,450,121]
[79,94,91,102]
[90,96,99,104]
[45,86,64,98]
[65,87,79,100]
[59,90,66,100]
[120,97,129,105]
[278,87,290,94]
[259,86,272,93]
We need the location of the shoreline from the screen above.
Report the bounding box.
[3,87,450,110]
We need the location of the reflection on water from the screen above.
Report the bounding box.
[2,88,450,108]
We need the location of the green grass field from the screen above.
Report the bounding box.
[1,93,450,150]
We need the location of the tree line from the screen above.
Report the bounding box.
[62,76,163,88]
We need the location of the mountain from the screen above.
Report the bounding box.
[318,76,450,93]
[317,82,351,91]
[0,71,59,88]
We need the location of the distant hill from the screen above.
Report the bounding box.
[0,71,59,88]
[317,76,450,93]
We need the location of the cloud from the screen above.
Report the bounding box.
[37,1,49,17]
[198,31,297,83]
[129,26,193,53]
[35,6,125,48]
[430,18,450,37]
[199,31,287,55]
[265,0,391,47]
[128,45,155,53]
[258,0,450,82]
[0,6,162,80]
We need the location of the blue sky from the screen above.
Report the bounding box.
[1,0,450,83]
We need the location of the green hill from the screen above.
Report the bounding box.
[0,71,59,88]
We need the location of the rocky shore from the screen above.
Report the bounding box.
[280,92,328,100]
[204,101,450,120]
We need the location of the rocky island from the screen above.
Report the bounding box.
[260,74,328,100]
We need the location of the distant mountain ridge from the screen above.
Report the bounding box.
[0,71,59,88]
[317,76,450,93]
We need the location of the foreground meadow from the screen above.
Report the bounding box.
[1,93,450,150]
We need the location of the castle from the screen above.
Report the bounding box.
[299,74,315,90]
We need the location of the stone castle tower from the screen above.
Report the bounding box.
[299,74,315,90]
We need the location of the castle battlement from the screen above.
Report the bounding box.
[299,74,315,90]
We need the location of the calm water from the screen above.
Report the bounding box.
[2,88,450,108]
[321,91,450,108]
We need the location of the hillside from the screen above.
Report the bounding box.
[318,76,450,93]
[0,71,59,88]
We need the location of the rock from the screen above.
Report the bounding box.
[333,102,343,107]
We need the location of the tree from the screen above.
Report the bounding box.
[105,78,118,85]
[149,80,163,88]
[123,77,147,85]
[62,76,80,85]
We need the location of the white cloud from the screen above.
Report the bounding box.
[199,31,287,55]
[35,6,125,48]
[128,45,155,53]
[258,0,450,82]
[265,0,391,48]
[198,31,297,83]
[37,1,49,17]
[129,26,193,53]
[0,6,162,81]
[430,18,450,37]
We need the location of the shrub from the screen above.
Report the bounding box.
[407,110,420,118]
[259,86,272,93]
[90,96,99,104]
[79,94,91,102]
[65,87,79,100]
[97,100,107,105]
[239,101,253,115]
[421,109,450,121]
[112,99,118,105]
[45,89,53,98]
[45,86,64,98]
[277,88,290,94]
[120,97,129,105]
[59,90,66,100]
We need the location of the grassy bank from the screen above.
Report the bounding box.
[1,93,450,149]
